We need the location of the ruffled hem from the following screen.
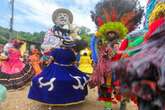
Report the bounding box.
[0,64,34,89]
[28,98,85,106]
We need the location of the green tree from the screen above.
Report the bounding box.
[78,26,92,46]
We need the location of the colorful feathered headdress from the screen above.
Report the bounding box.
[91,0,144,39]
[149,2,165,24]
[145,0,165,40]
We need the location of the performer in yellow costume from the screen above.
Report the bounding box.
[78,48,93,75]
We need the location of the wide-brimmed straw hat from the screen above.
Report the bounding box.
[52,8,73,24]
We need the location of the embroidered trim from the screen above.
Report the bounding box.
[54,62,74,66]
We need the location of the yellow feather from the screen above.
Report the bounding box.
[149,3,165,24]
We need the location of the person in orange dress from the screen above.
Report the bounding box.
[29,49,41,75]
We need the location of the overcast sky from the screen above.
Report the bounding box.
[0,0,146,33]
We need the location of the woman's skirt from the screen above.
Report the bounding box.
[28,63,89,106]
[0,64,34,89]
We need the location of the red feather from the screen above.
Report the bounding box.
[103,8,111,22]
[97,16,104,27]
[111,7,117,22]
[120,12,136,30]
[145,17,165,41]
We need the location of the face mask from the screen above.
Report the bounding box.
[107,32,119,42]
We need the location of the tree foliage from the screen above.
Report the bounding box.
[0,25,94,46]
[0,26,45,44]
[78,26,92,46]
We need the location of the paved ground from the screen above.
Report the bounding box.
[0,86,138,110]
